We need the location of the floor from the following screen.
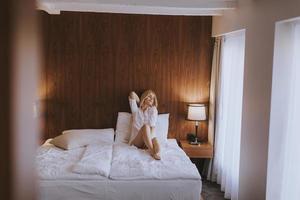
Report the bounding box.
[190,159,228,200]
[201,179,227,200]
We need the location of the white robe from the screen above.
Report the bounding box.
[128,98,158,144]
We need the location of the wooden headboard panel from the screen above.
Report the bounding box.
[39,11,213,141]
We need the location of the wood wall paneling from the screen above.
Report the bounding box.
[0,1,12,198]
[40,12,213,141]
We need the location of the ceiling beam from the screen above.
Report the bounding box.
[37,0,237,16]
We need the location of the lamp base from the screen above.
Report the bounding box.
[189,138,200,145]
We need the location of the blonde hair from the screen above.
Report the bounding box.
[140,90,158,108]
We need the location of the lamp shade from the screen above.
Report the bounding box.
[187,104,206,121]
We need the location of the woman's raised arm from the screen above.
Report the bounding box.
[128,91,139,113]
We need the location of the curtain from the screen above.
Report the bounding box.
[205,37,221,178]
[267,20,300,200]
[208,37,221,145]
[281,21,300,200]
[210,31,245,200]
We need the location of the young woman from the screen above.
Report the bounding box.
[128,90,161,160]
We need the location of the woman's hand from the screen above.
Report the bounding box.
[129,91,140,103]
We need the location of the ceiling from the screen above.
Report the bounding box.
[37,0,237,16]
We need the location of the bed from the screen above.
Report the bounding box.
[36,139,202,200]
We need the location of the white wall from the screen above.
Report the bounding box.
[11,0,41,199]
[212,0,300,199]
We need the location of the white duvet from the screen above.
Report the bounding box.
[36,141,113,180]
[37,139,200,181]
[72,143,112,177]
[109,139,201,180]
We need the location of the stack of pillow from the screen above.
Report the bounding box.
[49,112,169,150]
[49,128,115,150]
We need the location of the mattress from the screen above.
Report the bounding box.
[37,139,202,200]
[39,179,201,200]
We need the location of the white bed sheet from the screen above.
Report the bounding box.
[39,179,201,200]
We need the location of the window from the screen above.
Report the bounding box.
[211,30,245,200]
[267,18,300,200]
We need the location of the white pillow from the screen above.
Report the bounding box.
[115,112,169,144]
[115,112,132,143]
[156,114,169,143]
[50,128,114,150]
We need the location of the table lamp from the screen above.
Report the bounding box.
[187,104,207,145]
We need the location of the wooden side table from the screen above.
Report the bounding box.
[179,140,213,177]
[179,140,213,158]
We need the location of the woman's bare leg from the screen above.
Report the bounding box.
[148,127,161,160]
[152,137,161,158]
[141,125,154,150]
[131,129,144,148]
[132,125,161,160]
[132,125,153,150]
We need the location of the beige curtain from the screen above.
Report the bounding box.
[208,37,222,145]
[205,37,222,179]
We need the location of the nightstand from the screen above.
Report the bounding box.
[179,140,213,177]
[179,140,213,158]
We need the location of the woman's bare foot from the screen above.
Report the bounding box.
[149,149,161,160]
[152,153,161,160]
